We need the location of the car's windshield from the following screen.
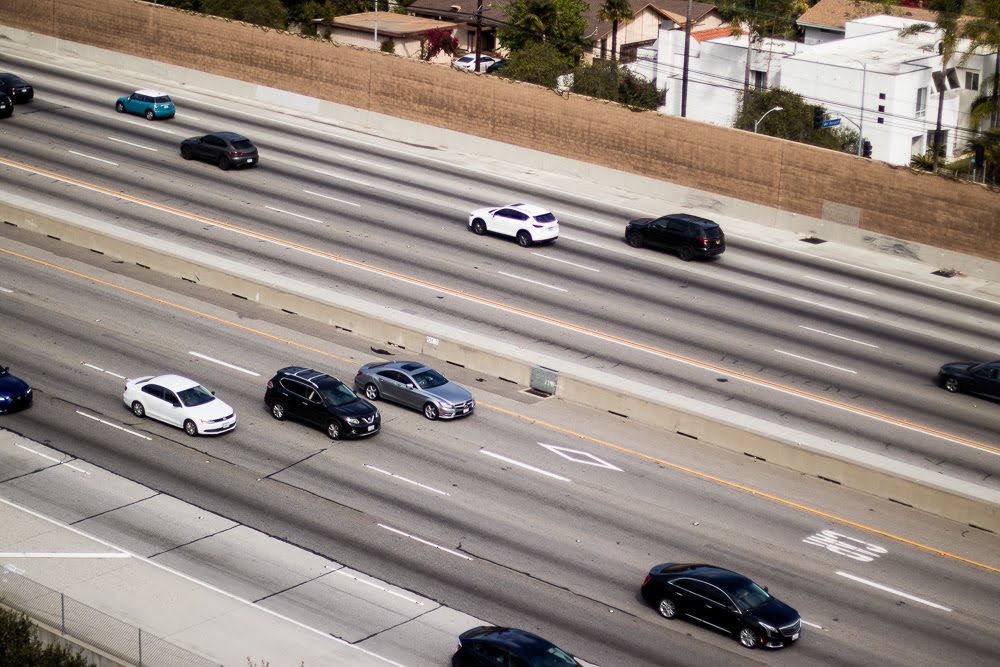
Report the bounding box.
[730,582,770,612]
[177,384,216,407]
[320,383,359,407]
[413,369,448,389]
[5,76,27,86]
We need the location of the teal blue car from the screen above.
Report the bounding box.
[115,89,175,120]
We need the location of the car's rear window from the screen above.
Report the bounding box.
[702,225,723,237]
[232,139,254,150]
[534,212,556,223]
[152,96,171,103]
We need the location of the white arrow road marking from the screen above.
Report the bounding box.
[539,443,622,470]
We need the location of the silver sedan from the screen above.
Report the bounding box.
[354,361,475,420]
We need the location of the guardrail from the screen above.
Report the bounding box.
[0,565,219,667]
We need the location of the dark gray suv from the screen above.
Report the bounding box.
[265,367,379,440]
[180,131,258,170]
[625,213,725,260]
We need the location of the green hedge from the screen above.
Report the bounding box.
[0,607,93,667]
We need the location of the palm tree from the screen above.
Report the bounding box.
[959,0,1000,129]
[898,0,968,172]
[598,0,633,62]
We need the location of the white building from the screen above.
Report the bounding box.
[630,15,996,165]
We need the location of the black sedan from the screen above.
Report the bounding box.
[0,73,33,103]
[0,365,33,413]
[452,626,580,667]
[640,563,800,649]
[180,132,258,170]
[938,360,1000,400]
[0,92,12,119]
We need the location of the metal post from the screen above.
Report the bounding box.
[60,592,65,633]
[139,627,143,666]
[681,0,692,117]
[475,1,483,72]
[857,61,867,156]
[373,0,379,50]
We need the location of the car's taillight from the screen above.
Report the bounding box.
[697,236,709,246]
[266,380,273,389]
[642,574,651,586]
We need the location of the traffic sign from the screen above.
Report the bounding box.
[821,118,842,128]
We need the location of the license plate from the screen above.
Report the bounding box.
[247,158,254,163]
[791,632,799,641]
[367,425,374,431]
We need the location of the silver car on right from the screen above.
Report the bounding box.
[354,360,475,420]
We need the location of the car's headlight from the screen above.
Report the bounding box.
[344,417,360,426]
[0,395,10,403]
[757,621,777,635]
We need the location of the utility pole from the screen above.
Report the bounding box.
[475,2,484,72]
[681,0,692,117]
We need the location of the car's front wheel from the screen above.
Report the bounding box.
[677,245,696,262]
[180,145,193,160]
[944,377,960,392]
[327,420,343,440]
[626,233,644,248]
[364,384,380,400]
[115,101,125,113]
[423,403,440,420]
[516,231,532,247]
[657,597,678,619]
[270,401,286,420]
[738,627,759,649]
[183,420,198,437]
[131,401,146,418]
[471,219,488,235]
[218,155,231,171]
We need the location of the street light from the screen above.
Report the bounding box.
[754,106,784,133]
[852,59,868,156]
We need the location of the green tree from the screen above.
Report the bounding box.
[570,59,662,109]
[201,0,288,29]
[0,607,93,667]
[500,40,568,86]
[960,0,1000,128]
[598,0,633,61]
[736,88,859,153]
[497,0,589,64]
[965,127,1000,182]
[898,0,968,171]
[717,0,802,93]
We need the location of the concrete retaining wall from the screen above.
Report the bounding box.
[3,196,997,533]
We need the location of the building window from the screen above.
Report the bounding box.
[879,92,886,100]
[752,70,767,90]
[965,72,979,90]
[915,87,927,116]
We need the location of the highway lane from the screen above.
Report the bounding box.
[2,229,999,666]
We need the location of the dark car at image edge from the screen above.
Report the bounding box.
[0,365,33,414]
[625,213,725,261]
[640,562,800,649]
[937,360,1000,400]
[0,73,33,104]
[452,626,581,667]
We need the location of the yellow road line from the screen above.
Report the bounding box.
[2,243,997,574]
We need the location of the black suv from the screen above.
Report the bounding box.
[180,131,258,170]
[625,213,725,260]
[265,367,380,440]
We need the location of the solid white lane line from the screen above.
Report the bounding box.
[107,137,157,152]
[81,362,127,379]
[498,271,567,293]
[803,275,876,295]
[800,620,824,629]
[339,154,396,170]
[365,464,450,496]
[481,450,571,481]
[836,571,952,611]
[531,252,600,272]
[774,349,857,374]
[15,444,90,474]
[785,295,868,319]
[333,570,424,604]
[189,351,260,376]
[0,551,130,558]
[311,167,373,188]
[378,524,473,560]
[68,151,118,166]
[0,496,407,666]
[557,234,604,248]
[798,326,879,349]
[303,189,361,207]
[0,286,12,293]
[265,206,324,225]
[75,411,152,440]
[122,119,178,135]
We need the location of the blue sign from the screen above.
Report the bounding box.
[821,118,842,128]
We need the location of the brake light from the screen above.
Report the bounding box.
[642,574,651,586]
[266,380,273,388]
[697,236,709,246]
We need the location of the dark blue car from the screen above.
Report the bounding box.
[0,366,32,413]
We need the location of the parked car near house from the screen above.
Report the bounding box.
[453,54,500,72]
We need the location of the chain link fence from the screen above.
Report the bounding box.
[1,566,220,667]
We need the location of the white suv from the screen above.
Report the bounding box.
[468,203,559,247]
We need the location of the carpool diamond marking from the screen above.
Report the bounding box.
[539,443,622,471]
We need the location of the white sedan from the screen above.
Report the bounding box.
[452,54,499,72]
[123,374,236,436]
[468,203,559,247]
